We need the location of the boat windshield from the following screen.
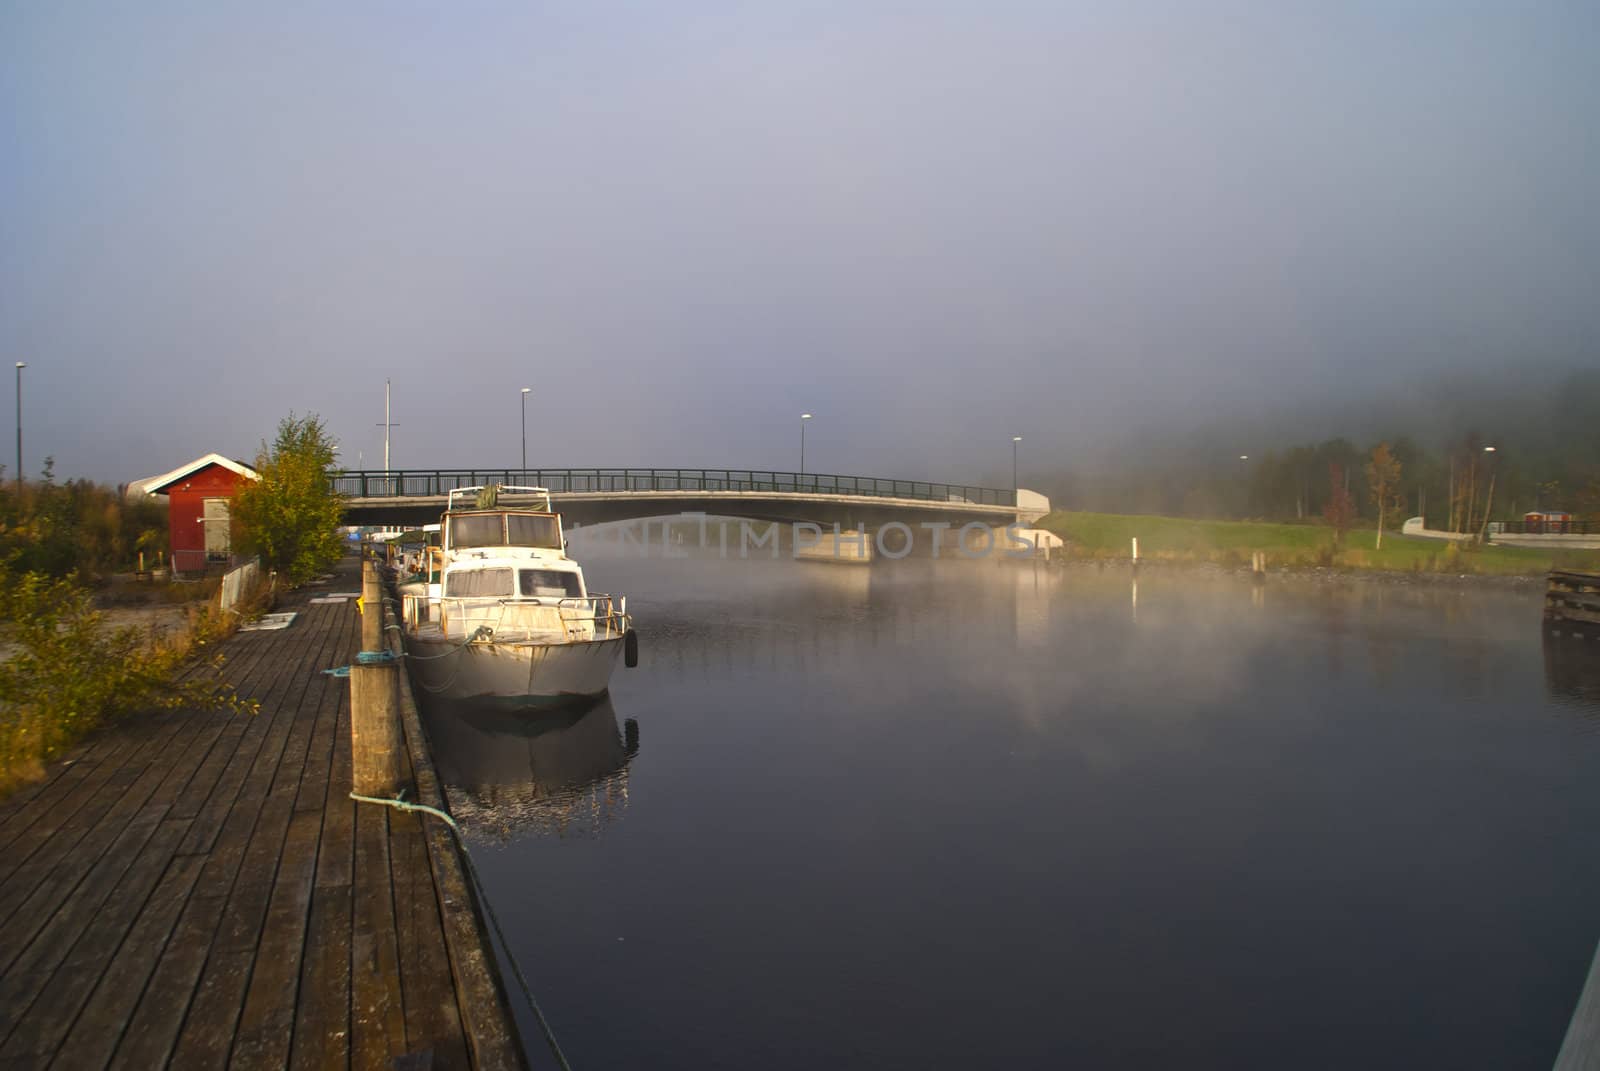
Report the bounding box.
[507,515,562,548]
[445,568,513,597]
[520,569,584,598]
[449,512,562,549]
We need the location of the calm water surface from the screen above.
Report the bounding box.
[420,555,1600,1070]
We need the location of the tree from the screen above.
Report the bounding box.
[1365,442,1404,550]
[1323,463,1355,547]
[231,414,345,585]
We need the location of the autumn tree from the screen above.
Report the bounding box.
[1365,442,1405,549]
[231,414,345,585]
[1323,463,1356,547]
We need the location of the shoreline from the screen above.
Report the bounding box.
[1041,555,1551,589]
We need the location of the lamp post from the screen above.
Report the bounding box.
[800,413,812,475]
[14,362,23,490]
[1012,436,1022,499]
[520,387,532,476]
[1481,445,1498,538]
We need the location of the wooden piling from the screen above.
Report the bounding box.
[1546,571,1600,638]
[361,559,383,652]
[350,661,405,797]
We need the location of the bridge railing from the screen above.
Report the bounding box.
[331,469,1017,507]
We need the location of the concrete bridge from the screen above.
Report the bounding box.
[334,468,1047,530]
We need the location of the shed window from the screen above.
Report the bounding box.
[446,568,513,597]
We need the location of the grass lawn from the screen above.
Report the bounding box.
[1038,510,1600,576]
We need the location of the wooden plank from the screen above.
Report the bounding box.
[168,607,348,1068]
[317,687,357,890]
[0,729,193,982]
[109,596,352,1069]
[290,884,351,1071]
[227,808,321,1069]
[0,808,172,1049]
[0,609,301,986]
[0,618,279,850]
[107,889,230,1070]
[351,800,407,1071]
[170,614,329,850]
[230,607,351,1069]
[1549,605,1600,626]
[390,807,469,1067]
[0,562,513,1071]
[0,727,139,846]
[0,704,189,895]
[49,851,206,1071]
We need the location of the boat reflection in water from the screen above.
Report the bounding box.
[420,696,639,841]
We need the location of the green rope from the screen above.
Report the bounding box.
[350,790,575,1071]
[323,627,487,677]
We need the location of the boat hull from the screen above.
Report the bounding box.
[405,632,625,707]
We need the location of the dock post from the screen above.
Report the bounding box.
[350,661,405,796]
[1131,536,1140,575]
[352,558,405,796]
[361,559,383,652]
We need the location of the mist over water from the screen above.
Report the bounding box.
[420,555,1600,1069]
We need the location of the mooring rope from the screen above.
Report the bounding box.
[404,625,492,660]
[350,790,576,1071]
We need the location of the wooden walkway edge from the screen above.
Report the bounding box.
[1555,937,1600,1070]
[0,556,528,1069]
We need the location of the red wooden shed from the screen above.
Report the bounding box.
[1525,511,1574,534]
[138,453,260,575]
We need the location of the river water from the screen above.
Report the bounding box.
[418,553,1600,1070]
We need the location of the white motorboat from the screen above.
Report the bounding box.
[399,486,636,706]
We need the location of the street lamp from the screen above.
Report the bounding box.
[800,413,813,474]
[520,387,532,476]
[14,362,24,489]
[1012,436,1022,498]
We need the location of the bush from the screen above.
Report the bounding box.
[0,572,255,793]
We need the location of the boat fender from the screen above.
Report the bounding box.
[624,629,639,668]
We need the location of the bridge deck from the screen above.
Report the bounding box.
[0,559,523,1069]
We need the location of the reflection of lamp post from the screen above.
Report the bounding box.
[1479,445,1498,540]
[520,387,532,476]
[14,362,24,490]
[800,413,813,474]
[1012,436,1022,499]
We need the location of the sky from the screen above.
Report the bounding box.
[2,1,1596,491]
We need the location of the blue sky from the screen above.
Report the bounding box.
[2,1,1595,487]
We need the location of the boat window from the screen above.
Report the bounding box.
[519,569,584,598]
[506,515,562,548]
[450,514,504,548]
[445,568,513,597]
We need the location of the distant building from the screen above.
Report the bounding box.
[132,453,260,574]
[1525,510,1574,534]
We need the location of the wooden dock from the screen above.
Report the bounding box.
[0,558,526,1069]
[1547,571,1600,638]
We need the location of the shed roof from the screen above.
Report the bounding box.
[135,453,260,496]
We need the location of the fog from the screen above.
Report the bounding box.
[2,2,1595,487]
